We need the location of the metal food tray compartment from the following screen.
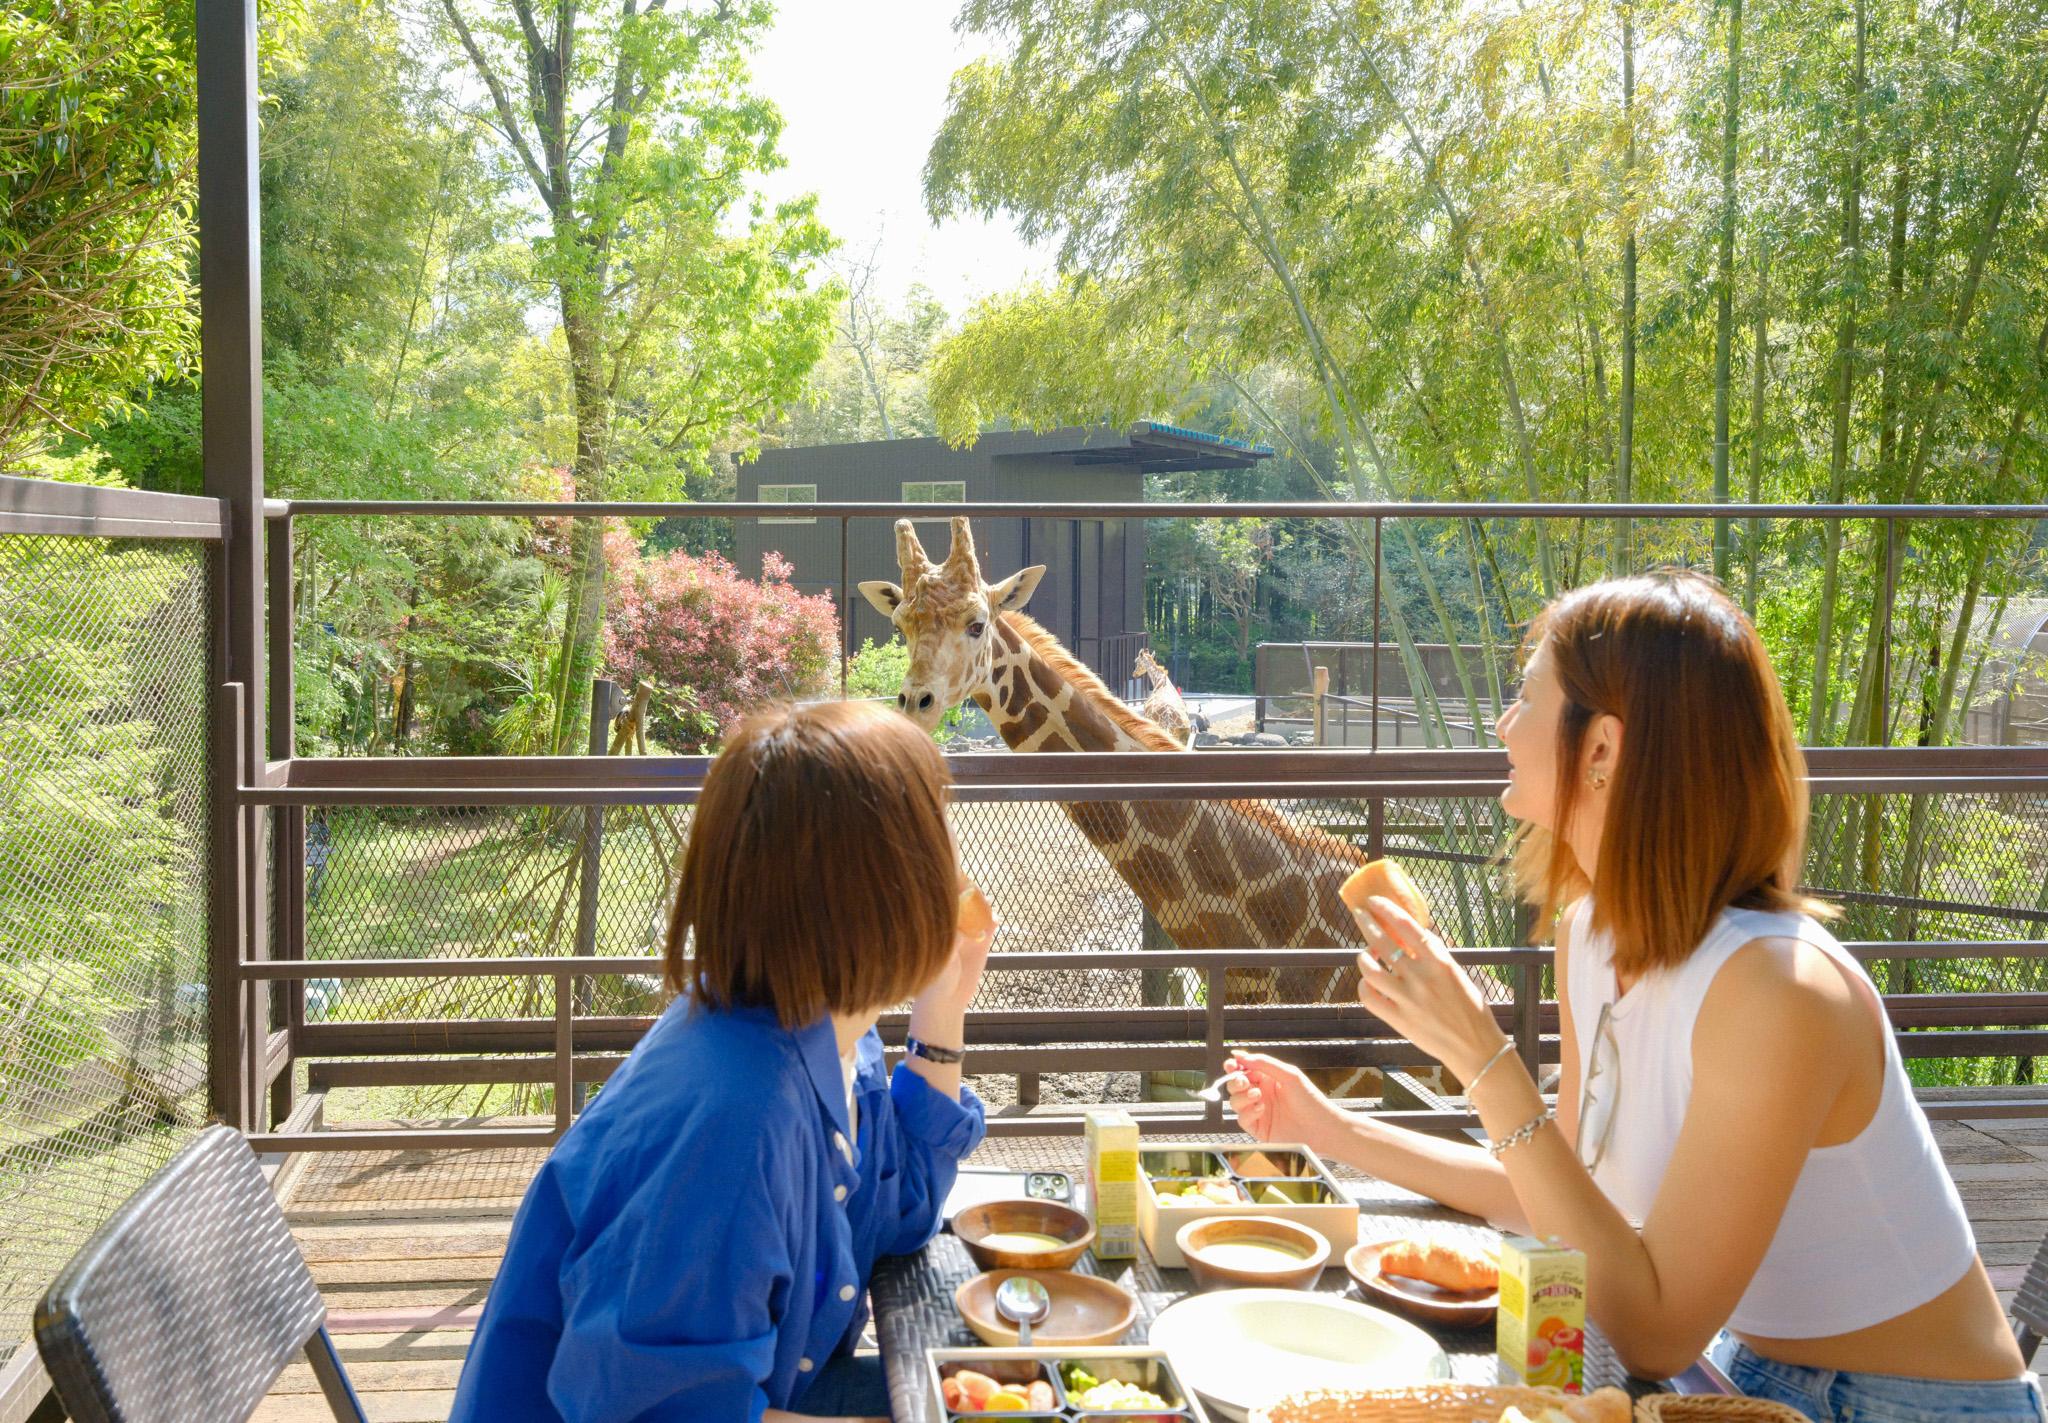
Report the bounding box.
[929,1344,1214,1421]
[1135,1142,1356,1268]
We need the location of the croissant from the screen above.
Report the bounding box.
[1378,1238,1497,1293]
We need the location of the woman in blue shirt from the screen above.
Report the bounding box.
[450,700,992,1422]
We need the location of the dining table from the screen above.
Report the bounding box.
[871,1154,1731,1422]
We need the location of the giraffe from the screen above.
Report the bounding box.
[859,517,1379,1097]
[1133,647,1195,748]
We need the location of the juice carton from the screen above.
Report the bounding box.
[1497,1234,1587,1391]
[1083,1109,1139,1259]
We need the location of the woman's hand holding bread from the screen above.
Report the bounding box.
[1342,859,1512,1088]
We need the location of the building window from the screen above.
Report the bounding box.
[759,483,815,524]
[902,481,966,520]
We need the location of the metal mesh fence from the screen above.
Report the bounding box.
[0,534,211,1367]
[288,769,2048,1122]
[297,788,1529,1118]
[294,768,2048,1123]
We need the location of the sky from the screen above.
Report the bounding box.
[747,0,1052,317]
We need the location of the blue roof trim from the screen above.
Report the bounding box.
[1138,421,1276,457]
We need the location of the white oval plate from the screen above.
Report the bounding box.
[1148,1287,1450,1421]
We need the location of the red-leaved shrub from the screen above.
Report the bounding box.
[604,545,839,748]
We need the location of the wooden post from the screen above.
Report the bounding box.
[1312,665,1330,746]
[198,0,265,1125]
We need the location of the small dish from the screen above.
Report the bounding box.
[953,1198,1094,1270]
[1345,1238,1500,1328]
[953,1269,1139,1347]
[1177,1216,1330,1291]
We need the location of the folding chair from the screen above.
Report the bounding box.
[35,1124,365,1422]
[2017,1225,2048,1366]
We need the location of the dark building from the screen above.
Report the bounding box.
[734,423,1272,687]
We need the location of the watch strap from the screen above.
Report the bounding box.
[904,1035,964,1065]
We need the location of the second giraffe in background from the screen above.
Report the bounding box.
[1134,647,1195,748]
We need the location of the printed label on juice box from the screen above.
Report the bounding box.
[1497,1234,1586,1392]
[1084,1110,1139,1259]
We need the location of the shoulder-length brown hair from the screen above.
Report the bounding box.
[665,699,958,1027]
[1511,570,1832,976]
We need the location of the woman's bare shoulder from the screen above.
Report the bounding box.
[1703,934,1868,1044]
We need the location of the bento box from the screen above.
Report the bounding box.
[1136,1144,1356,1269]
[929,1345,1214,1421]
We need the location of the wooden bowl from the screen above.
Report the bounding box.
[953,1198,1094,1270]
[953,1269,1138,1347]
[1177,1215,1330,1291]
[1345,1239,1499,1328]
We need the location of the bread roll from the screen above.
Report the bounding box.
[1562,1390,1631,1423]
[957,882,995,939]
[1338,859,1433,929]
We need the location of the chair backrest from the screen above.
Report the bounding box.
[2017,1225,2048,1365]
[34,1125,332,1423]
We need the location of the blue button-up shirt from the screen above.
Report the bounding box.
[448,999,985,1422]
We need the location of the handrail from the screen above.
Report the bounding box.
[272,498,2048,520]
[240,942,2048,1149]
[0,472,227,540]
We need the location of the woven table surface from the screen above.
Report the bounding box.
[874,1137,1655,1422]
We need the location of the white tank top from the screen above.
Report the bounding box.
[1563,899,1977,1338]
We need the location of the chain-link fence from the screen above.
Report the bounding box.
[0,533,212,1368]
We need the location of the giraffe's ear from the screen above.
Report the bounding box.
[989,564,1046,612]
[858,580,904,616]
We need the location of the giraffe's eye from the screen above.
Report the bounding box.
[967,621,986,639]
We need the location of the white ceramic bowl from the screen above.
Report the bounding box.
[1146,1287,1449,1421]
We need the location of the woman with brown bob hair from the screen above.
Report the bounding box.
[1230,572,2039,1417]
[452,700,992,1423]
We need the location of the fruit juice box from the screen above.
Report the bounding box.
[1497,1234,1587,1391]
[1083,1108,1139,1260]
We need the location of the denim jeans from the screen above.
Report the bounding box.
[1709,1336,2046,1423]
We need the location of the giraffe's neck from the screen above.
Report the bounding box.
[976,616,1163,753]
[972,615,1365,957]
[1144,665,1172,693]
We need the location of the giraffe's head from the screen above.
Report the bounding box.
[1134,648,1163,681]
[858,517,1045,732]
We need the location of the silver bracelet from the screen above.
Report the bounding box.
[1463,1039,1517,1097]
[1486,1108,1554,1159]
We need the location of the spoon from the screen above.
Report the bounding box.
[994,1275,1052,1346]
[1193,1069,1248,1103]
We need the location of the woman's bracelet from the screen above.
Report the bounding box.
[1486,1108,1554,1159]
[1462,1038,1517,1097]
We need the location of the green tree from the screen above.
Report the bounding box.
[778,243,949,445]
[0,0,198,464]
[431,0,836,756]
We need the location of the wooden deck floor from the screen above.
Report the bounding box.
[255,1115,2048,1423]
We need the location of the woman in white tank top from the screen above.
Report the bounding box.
[1227,572,2039,1420]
